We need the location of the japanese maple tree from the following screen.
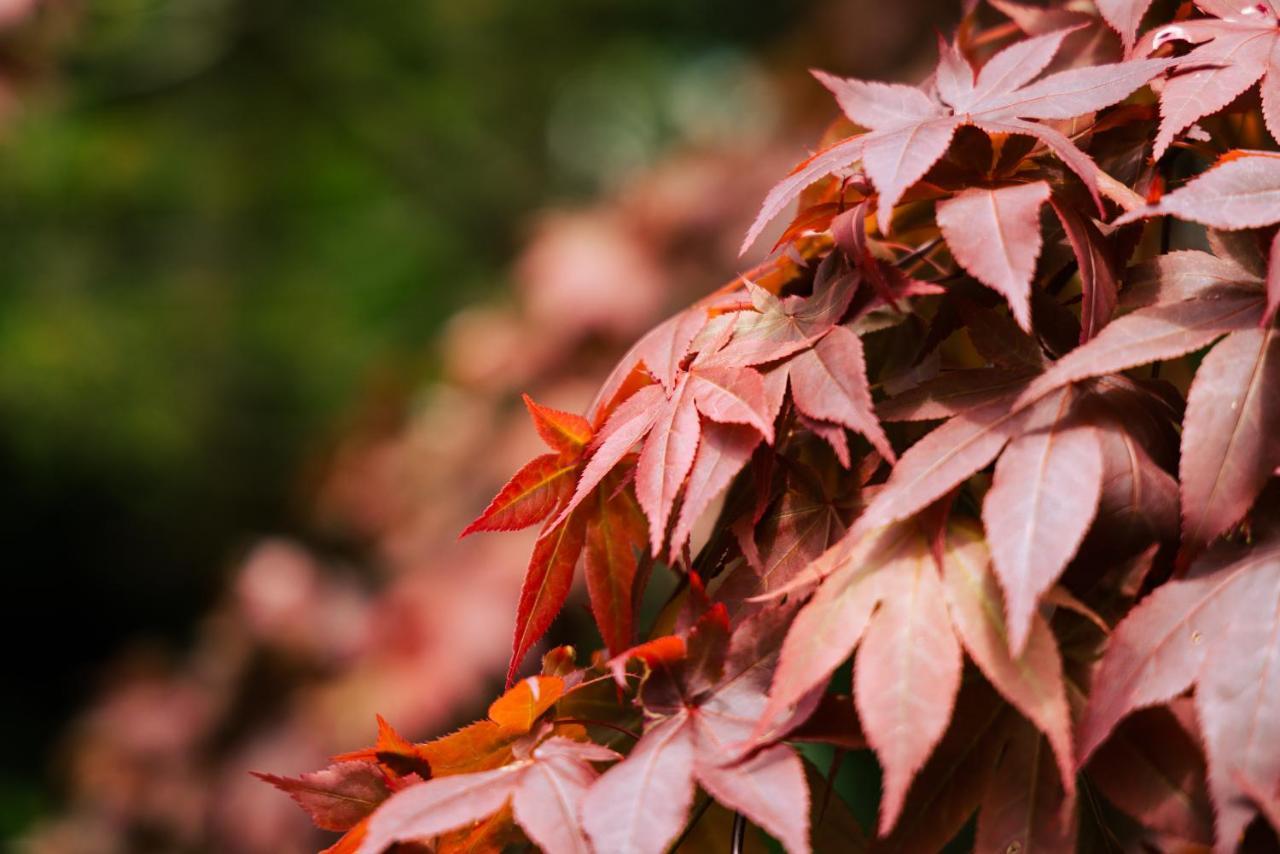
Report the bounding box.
[264,1,1280,850]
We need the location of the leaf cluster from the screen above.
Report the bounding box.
[265,2,1280,850]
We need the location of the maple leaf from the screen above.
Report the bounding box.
[460,395,590,537]
[1078,521,1280,849]
[255,761,392,833]
[464,392,656,678]
[700,267,894,468]
[761,520,1074,838]
[981,388,1104,655]
[869,678,1014,852]
[777,325,895,461]
[742,30,1173,249]
[332,715,433,781]
[554,316,775,561]
[304,678,593,853]
[670,421,762,560]
[940,523,1074,797]
[751,458,856,592]
[937,181,1051,331]
[356,736,621,854]
[338,676,568,780]
[1084,703,1215,846]
[582,470,648,656]
[563,269,889,564]
[848,387,1040,538]
[582,606,811,854]
[1115,152,1280,229]
[707,273,857,368]
[1051,195,1121,342]
[634,364,774,554]
[1138,3,1280,158]
[1097,0,1156,51]
[1020,245,1280,556]
[975,720,1077,852]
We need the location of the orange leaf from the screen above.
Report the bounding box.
[606,634,688,686]
[487,675,566,733]
[461,453,578,537]
[320,815,369,854]
[523,393,593,453]
[507,511,588,685]
[332,715,433,780]
[583,474,648,657]
[417,721,517,777]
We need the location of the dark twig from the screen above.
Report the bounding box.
[731,812,747,854]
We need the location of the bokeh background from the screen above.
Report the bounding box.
[0,1,952,849]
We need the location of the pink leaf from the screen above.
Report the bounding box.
[1077,536,1280,767]
[514,739,618,854]
[635,378,700,555]
[581,715,697,854]
[982,399,1104,655]
[941,522,1074,796]
[710,275,858,368]
[851,392,1030,536]
[1018,291,1264,407]
[1115,153,1280,230]
[1194,560,1280,849]
[555,384,665,528]
[670,422,761,560]
[787,325,895,461]
[810,70,942,131]
[759,524,916,730]
[976,57,1174,120]
[1151,31,1269,160]
[690,366,775,442]
[357,765,523,853]
[937,182,1051,331]
[740,136,867,254]
[1096,0,1155,50]
[694,737,811,854]
[969,28,1081,106]
[255,762,390,833]
[1179,328,1280,556]
[864,118,959,231]
[855,530,963,835]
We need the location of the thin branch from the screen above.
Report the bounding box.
[730,811,747,854]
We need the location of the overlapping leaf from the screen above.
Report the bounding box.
[582,606,811,854]
[1115,152,1280,229]
[744,31,1172,248]
[762,521,1075,839]
[1079,524,1280,849]
[1021,242,1279,556]
[357,737,620,854]
[1137,3,1280,158]
[462,395,652,679]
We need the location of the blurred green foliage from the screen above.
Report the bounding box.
[0,0,807,830]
